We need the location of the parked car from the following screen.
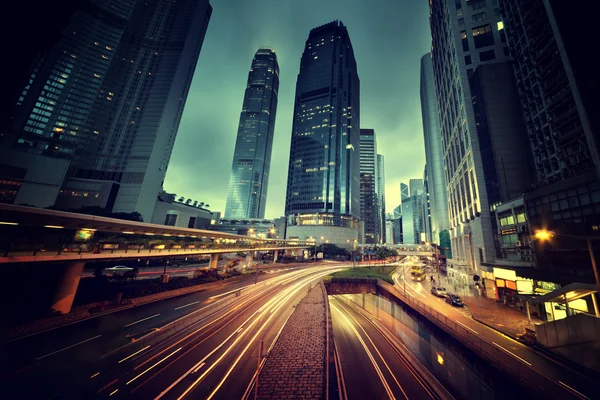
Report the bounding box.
[446,293,464,307]
[104,265,133,272]
[430,286,447,298]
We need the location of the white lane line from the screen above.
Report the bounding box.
[559,381,590,400]
[124,313,160,327]
[174,301,200,311]
[36,334,102,360]
[209,284,254,299]
[492,342,531,366]
[456,320,479,335]
[118,345,151,363]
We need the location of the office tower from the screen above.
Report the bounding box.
[359,129,379,244]
[400,182,409,201]
[385,220,394,245]
[401,193,414,244]
[0,0,213,221]
[423,165,432,243]
[393,217,403,244]
[429,0,532,273]
[284,21,360,248]
[409,178,425,243]
[393,205,401,219]
[420,53,450,246]
[225,48,279,219]
[377,154,386,244]
[500,0,600,282]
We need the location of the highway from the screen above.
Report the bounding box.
[0,264,343,399]
[394,257,599,400]
[330,296,440,400]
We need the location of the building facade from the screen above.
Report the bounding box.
[377,154,386,244]
[420,53,450,246]
[225,48,279,219]
[285,21,360,248]
[1,0,213,222]
[429,0,532,279]
[409,178,425,243]
[423,165,433,243]
[501,0,600,284]
[152,191,213,229]
[359,129,379,244]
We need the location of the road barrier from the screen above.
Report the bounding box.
[375,280,582,399]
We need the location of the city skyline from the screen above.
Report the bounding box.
[163,0,431,218]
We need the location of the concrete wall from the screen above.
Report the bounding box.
[151,200,212,228]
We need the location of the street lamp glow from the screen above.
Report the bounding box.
[269,228,276,234]
[534,229,554,241]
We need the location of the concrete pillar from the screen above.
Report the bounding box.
[526,301,531,322]
[273,251,278,264]
[564,294,570,317]
[51,261,85,314]
[592,293,600,318]
[209,253,219,269]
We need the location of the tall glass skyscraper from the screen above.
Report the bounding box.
[225,48,279,219]
[359,129,378,244]
[376,154,386,244]
[1,0,212,221]
[285,21,360,247]
[420,53,449,246]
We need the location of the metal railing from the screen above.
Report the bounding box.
[375,280,580,399]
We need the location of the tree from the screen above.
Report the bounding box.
[205,204,210,208]
[199,202,205,207]
[178,196,185,202]
[193,200,198,207]
[185,198,192,205]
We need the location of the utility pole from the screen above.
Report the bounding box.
[254,340,263,400]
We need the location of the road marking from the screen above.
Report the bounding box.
[559,381,590,400]
[126,347,181,385]
[124,314,160,327]
[456,320,479,335]
[209,284,253,299]
[90,372,100,379]
[118,345,151,363]
[109,389,119,396]
[174,301,200,310]
[36,334,102,360]
[492,342,531,366]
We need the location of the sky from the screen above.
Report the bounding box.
[164,0,432,219]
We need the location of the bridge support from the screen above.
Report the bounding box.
[273,250,278,264]
[209,253,219,269]
[51,261,85,314]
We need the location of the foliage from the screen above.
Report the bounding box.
[317,243,350,259]
[328,266,394,285]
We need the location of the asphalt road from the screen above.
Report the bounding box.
[0,264,344,399]
[330,296,437,400]
[394,260,599,400]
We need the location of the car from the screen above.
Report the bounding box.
[446,293,464,307]
[430,286,447,297]
[104,265,134,272]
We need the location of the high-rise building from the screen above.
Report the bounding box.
[429,0,532,276]
[401,193,414,244]
[420,53,450,246]
[409,178,425,243]
[376,154,386,244]
[359,129,379,244]
[385,220,394,245]
[393,205,402,219]
[400,182,409,201]
[1,0,213,221]
[500,0,600,283]
[225,48,279,219]
[423,165,432,243]
[284,21,360,248]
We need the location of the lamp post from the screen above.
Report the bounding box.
[534,229,600,293]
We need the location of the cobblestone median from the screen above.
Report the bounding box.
[257,283,327,400]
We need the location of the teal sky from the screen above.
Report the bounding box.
[164,0,432,219]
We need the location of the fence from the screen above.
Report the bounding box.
[375,280,579,400]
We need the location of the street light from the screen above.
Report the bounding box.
[534,229,600,294]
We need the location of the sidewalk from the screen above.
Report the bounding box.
[432,273,542,339]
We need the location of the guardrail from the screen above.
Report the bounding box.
[376,279,579,399]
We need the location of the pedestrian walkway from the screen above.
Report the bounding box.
[431,273,542,339]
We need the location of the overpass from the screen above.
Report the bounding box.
[0,204,311,313]
[355,243,436,257]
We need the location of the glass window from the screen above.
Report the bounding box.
[460,30,469,51]
[472,12,487,23]
[465,55,472,65]
[472,24,494,48]
[516,213,526,223]
[479,49,495,61]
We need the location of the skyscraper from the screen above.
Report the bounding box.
[359,129,379,244]
[285,21,360,247]
[500,0,600,282]
[429,0,532,274]
[423,165,432,243]
[376,154,386,244]
[225,48,279,219]
[1,0,213,221]
[409,178,425,243]
[420,53,450,246]
[400,182,409,201]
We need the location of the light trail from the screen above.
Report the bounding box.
[36,334,102,360]
[126,347,182,385]
[118,345,151,364]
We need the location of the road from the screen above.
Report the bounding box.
[394,258,599,400]
[330,296,439,400]
[0,264,344,398]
